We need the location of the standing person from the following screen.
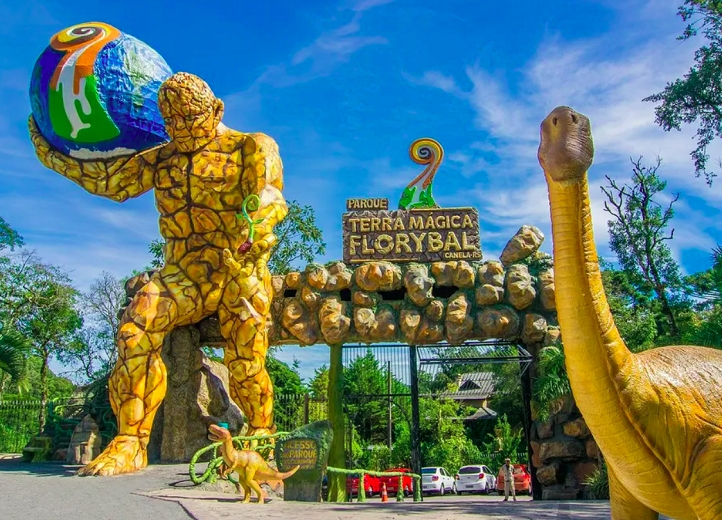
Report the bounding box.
[501,458,517,502]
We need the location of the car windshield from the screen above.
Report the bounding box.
[421,468,437,474]
[458,466,481,474]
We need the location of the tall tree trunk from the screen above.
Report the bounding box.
[39,349,49,432]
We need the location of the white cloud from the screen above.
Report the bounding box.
[229,3,390,93]
[411,6,722,269]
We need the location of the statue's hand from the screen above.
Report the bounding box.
[223,248,242,271]
[28,115,51,154]
[249,233,277,257]
[223,248,255,277]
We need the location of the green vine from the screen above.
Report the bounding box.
[326,467,422,502]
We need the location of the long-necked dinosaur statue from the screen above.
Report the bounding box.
[208,424,299,504]
[538,106,722,520]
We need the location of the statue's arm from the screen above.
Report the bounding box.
[28,115,161,202]
[240,132,289,257]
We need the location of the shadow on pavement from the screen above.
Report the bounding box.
[0,456,81,477]
[317,500,612,519]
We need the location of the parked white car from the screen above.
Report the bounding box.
[455,464,496,494]
[421,466,457,495]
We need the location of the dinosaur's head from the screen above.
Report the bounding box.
[538,106,594,184]
[208,424,232,442]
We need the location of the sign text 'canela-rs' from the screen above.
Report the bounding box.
[342,206,482,264]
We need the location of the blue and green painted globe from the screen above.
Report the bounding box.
[30,22,173,158]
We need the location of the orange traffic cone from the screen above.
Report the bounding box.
[381,482,388,502]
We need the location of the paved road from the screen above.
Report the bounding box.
[0,454,641,520]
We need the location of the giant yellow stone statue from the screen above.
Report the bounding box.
[539,106,722,520]
[28,71,288,476]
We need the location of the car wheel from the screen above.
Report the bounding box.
[482,483,489,495]
[498,490,504,496]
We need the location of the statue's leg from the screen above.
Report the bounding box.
[79,267,209,476]
[219,267,274,436]
[608,464,659,520]
[685,436,722,520]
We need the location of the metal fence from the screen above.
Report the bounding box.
[0,394,329,454]
[0,400,43,453]
[274,394,328,432]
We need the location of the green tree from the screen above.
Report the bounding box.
[419,397,481,475]
[148,239,164,269]
[267,350,304,395]
[0,324,29,394]
[0,216,24,252]
[61,271,126,382]
[684,245,722,347]
[686,245,722,305]
[0,250,83,428]
[3,355,75,400]
[308,364,329,400]
[266,350,305,431]
[481,414,523,468]
[600,261,660,352]
[268,200,326,275]
[643,0,722,185]
[532,344,571,421]
[601,158,689,341]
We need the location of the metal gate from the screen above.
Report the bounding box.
[341,340,535,497]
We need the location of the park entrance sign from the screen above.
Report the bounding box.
[342,138,482,264]
[342,207,481,264]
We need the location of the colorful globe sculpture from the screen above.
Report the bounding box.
[29,22,173,159]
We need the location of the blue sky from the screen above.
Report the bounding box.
[2,0,722,381]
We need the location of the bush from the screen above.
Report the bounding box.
[584,461,609,500]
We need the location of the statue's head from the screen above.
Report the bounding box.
[538,106,594,184]
[158,72,224,152]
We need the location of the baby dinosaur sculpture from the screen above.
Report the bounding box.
[208,424,299,504]
[538,105,722,520]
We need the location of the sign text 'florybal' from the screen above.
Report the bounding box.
[342,206,482,264]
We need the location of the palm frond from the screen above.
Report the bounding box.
[0,329,29,389]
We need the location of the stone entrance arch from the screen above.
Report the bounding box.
[129,224,564,498]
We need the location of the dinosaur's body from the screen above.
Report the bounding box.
[208,424,299,503]
[538,106,722,520]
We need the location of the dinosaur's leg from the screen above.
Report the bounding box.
[79,267,212,476]
[244,467,266,505]
[240,480,252,503]
[608,464,659,520]
[685,435,722,520]
[219,267,274,436]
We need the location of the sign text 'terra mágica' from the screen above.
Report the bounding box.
[342,207,482,264]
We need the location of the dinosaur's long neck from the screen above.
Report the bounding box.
[221,437,236,465]
[547,174,637,442]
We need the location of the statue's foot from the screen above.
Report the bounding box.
[77,435,146,476]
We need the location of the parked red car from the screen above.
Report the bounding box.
[380,467,413,496]
[496,463,532,495]
[346,472,381,497]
